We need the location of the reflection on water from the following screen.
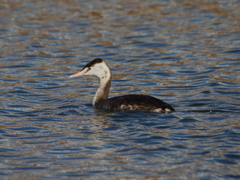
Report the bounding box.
[1,0,240,179]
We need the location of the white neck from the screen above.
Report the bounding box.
[93,64,112,106]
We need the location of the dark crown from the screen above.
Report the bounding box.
[85,58,103,68]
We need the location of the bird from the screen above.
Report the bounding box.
[69,58,175,113]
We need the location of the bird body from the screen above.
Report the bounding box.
[95,94,174,113]
[69,58,175,113]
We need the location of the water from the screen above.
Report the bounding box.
[1,0,240,179]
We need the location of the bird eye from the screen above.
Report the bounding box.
[86,67,91,72]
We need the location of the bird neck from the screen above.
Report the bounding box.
[93,68,111,106]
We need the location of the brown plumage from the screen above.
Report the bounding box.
[69,58,175,113]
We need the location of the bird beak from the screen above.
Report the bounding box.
[69,70,86,78]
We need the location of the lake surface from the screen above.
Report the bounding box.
[0,0,240,179]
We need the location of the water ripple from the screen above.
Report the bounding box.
[0,0,240,179]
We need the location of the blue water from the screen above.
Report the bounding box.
[1,0,240,179]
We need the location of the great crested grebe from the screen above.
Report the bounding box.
[69,58,175,113]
